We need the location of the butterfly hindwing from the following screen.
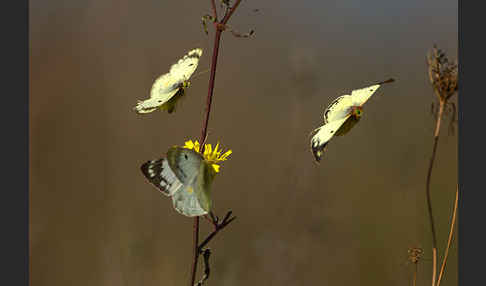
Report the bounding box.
[310,116,350,162]
[135,89,179,114]
[161,87,187,114]
[171,182,208,217]
[334,115,361,136]
[167,147,212,216]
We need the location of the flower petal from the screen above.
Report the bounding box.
[205,144,212,156]
[184,140,194,149]
[219,150,232,160]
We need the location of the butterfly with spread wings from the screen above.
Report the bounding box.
[310,78,395,162]
[134,48,203,114]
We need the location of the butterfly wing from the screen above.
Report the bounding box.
[171,182,208,217]
[133,48,202,114]
[140,148,211,217]
[323,95,354,123]
[310,116,350,162]
[169,48,203,82]
[167,147,203,183]
[134,72,181,114]
[140,158,184,196]
[349,84,381,107]
[167,147,212,217]
[160,87,187,114]
[350,78,394,106]
[334,115,361,136]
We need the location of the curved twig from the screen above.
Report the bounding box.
[436,187,458,286]
[426,100,444,286]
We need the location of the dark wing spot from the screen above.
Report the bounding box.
[188,63,194,66]
[330,130,334,133]
[187,54,201,59]
[184,154,188,160]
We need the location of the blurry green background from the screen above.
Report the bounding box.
[30,0,457,285]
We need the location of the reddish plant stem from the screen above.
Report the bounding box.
[189,1,242,283]
[198,215,236,252]
[189,218,200,286]
[199,29,223,147]
[190,29,222,286]
[222,0,242,24]
[210,0,218,20]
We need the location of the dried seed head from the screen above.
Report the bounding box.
[408,247,424,264]
[427,45,458,103]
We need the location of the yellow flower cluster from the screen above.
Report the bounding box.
[183,140,232,173]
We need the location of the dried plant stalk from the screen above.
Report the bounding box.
[436,187,458,286]
[424,45,458,286]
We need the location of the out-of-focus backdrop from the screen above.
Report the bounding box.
[30,0,458,285]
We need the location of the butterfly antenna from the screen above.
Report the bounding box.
[192,68,210,80]
[377,78,395,85]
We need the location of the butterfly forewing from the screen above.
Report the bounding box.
[167,147,204,184]
[350,84,382,106]
[169,48,202,81]
[324,95,353,123]
[151,73,181,96]
[140,158,183,196]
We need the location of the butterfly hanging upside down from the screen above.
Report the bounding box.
[310,78,395,162]
[134,48,203,114]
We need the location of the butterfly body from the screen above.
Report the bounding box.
[134,48,202,114]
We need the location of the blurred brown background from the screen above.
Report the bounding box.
[30,0,457,285]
